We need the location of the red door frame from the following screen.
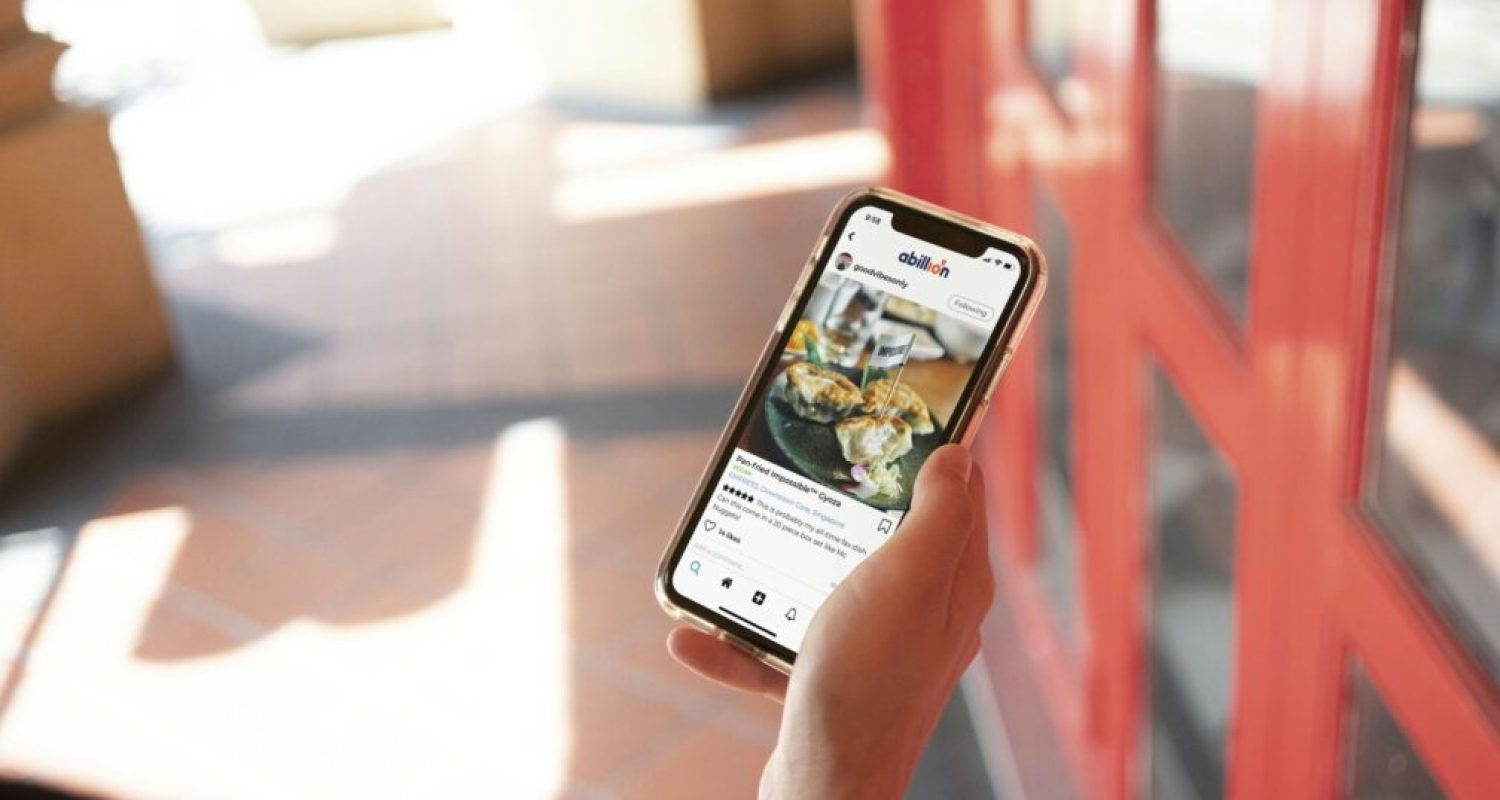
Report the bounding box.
[860,1,1500,798]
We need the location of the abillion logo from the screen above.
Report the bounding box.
[897,250,950,278]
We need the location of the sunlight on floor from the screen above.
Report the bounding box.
[552,121,736,173]
[553,128,888,223]
[0,419,574,797]
[4,6,861,794]
[0,506,245,796]
[0,529,67,661]
[213,211,341,270]
[111,30,545,234]
[446,417,573,796]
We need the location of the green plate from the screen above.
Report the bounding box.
[762,368,944,510]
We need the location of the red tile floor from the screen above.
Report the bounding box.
[0,74,992,798]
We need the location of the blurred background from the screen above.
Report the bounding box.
[0,0,1495,799]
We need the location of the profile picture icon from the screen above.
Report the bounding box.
[834,252,853,271]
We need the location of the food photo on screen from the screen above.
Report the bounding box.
[735,271,991,511]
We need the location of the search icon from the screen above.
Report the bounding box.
[689,560,701,575]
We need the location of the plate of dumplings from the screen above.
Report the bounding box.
[763,361,944,509]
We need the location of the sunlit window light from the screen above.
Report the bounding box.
[1387,361,1500,574]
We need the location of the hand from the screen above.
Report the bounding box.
[667,445,994,798]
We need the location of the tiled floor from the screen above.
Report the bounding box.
[0,45,991,799]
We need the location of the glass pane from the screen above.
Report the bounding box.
[1035,186,1078,645]
[1146,371,1237,799]
[1153,0,1273,324]
[1371,0,1500,682]
[1344,662,1446,800]
[1028,0,1080,110]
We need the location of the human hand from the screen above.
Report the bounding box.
[667,445,994,798]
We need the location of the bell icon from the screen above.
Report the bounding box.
[784,607,798,621]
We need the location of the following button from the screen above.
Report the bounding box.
[948,295,994,322]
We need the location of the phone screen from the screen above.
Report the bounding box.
[663,197,1029,660]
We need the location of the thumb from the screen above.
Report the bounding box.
[884,445,976,561]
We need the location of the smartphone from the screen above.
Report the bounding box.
[654,187,1045,673]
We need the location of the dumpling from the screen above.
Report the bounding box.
[860,379,935,434]
[782,361,862,422]
[834,415,913,466]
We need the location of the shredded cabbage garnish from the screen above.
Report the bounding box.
[848,461,902,499]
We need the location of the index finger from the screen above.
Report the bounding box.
[666,627,789,703]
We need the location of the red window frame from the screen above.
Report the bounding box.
[860,0,1500,797]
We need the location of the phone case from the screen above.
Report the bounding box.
[653,186,1047,675]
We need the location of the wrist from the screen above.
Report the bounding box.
[759,729,922,799]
